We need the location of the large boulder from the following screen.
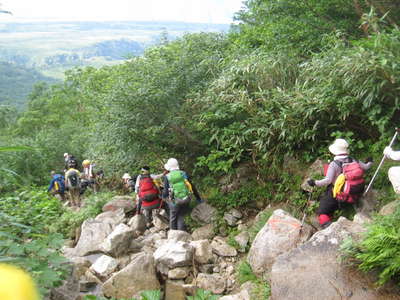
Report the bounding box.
[270,217,400,300]
[74,217,118,256]
[247,209,313,277]
[102,196,135,213]
[102,252,160,299]
[154,240,194,268]
[95,208,125,225]
[101,223,135,257]
[191,203,217,224]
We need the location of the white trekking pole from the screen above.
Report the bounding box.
[364,128,399,196]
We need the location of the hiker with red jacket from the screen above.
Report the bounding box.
[307,139,372,228]
[135,166,165,227]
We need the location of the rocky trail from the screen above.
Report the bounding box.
[50,191,400,300]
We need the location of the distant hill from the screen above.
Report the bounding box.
[0,20,229,107]
[0,61,56,108]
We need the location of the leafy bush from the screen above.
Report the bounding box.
[340,205,400,286]
[0,212,69,297]
[236,261,271,299]
[50,190,116,238]
[83,289,161,300]
[187,289,219,300]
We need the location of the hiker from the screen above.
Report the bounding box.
[47,171,65,201]
[81,159,99,193]
[64,153,78,171]
[65,167,81,207]
[122,173,135,193]
[307,139,372,228]
[135,166,165,227]
[383,146,400,194]
[162,158,195,231]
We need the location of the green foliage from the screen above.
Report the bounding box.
[340,205,400,286]
[83,289,161,300]
[248,209,273,242]
[236,261,271,299]
[0,212,69,297]
[187,289,220,300]
[50,191,115,238]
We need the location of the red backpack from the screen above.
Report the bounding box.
[138,175,159,202]
[333,159,365,203]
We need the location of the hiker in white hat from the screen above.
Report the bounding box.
[384,146,400,194]
[307,138,372,229]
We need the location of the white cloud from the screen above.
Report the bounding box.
[1,0,244,23]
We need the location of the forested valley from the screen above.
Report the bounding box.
[1,1,400,299]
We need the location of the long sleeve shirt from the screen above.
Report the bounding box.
[315,155,372,187]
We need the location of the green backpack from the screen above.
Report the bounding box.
[167,170,191,205]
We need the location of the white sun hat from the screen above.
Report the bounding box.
[122,173,131,180]
[164,158,180,171]
[328,139,349,155]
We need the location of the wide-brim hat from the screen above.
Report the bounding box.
[329,139,349,155]
[164,158,179,171]
[122,173,131,180]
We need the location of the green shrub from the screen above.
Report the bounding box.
[0,212,70,297]
[50,190,116,238]
[340,205,400,286]
[236,261,271,300]
[187,289,220,300]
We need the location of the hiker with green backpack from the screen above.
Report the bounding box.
[162,158,195,231]
[307,138,373,229]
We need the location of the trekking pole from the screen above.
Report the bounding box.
[363,128,400,196]
[299,190,312,233]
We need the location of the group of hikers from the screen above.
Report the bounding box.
[122,158,203,231]
[307,132,400,229]
[47,133,400,231]
[47,153,102,207]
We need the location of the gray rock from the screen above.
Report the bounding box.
[165,280,186,300]
[191,203,217,224]
[198,264,214,274]
[102,196,135,213]
[90,255,118,279]
[153,214,169,231]
[101,223,135,257]
[74,218,116,256]
[69,257,92,279]
[270,217,400,300]
[168,230,193,242]
[196,273,226,294]
[211,236,237,257]
[102,252,160,299]
[234,231,250,253]
[190,239,214,264]
[353,212,372,225]
[128,214,147,234]
[168,267,190,280]
[192,224,215,241]
[247,209,313,277]
[95,208,126,225]
[379,200,400,216]
[154,240,194,268]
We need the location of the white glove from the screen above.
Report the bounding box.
[384,146,393,159]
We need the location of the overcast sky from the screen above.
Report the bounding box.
[1,0,244,23]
